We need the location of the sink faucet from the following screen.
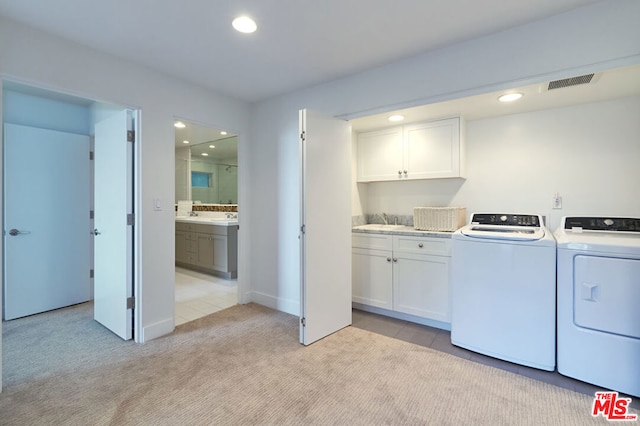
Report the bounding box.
[225,213,238,219]
[378,212,389,225]
[188,211,198,217]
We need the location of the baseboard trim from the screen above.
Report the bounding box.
[141,317,174,342]
[249,291,299,317]
[353,302,451,331]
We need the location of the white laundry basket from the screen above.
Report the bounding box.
[413,207,467,232]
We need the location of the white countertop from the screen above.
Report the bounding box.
[175,216,238,227]
[352,224,453,238]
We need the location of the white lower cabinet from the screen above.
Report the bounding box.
[352,232,451,325]
[352,247,393,309]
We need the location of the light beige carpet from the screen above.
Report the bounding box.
[1,302,630,425]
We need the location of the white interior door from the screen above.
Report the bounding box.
[93,110,134,340]
[3,124,91,320]
[299,109,352,345]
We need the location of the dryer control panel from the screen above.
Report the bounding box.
[471,214,541,227]
[563,217,640,232]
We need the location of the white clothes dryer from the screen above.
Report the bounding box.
[451,213,556,371]
[556,216,640,398]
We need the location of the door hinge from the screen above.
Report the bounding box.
[127,130,135,143]
[301,224,306,234]
[301,317,306,327]
[127,213,134,226]
[89,151,94,160]
[127,297,135,310]
[90,269,94,278]
[90,210,94,219]
[300,131,305,142]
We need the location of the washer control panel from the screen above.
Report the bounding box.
[470,214,541,227]
[563,217,640,232]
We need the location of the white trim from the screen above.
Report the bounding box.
[132,109,143,343]
[353,303,451,331]
[141,317,175,342]
[249,291,299,316]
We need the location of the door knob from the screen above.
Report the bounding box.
[8,228,30,236]
[92,228,101,236]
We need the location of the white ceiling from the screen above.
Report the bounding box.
[0,0,602,103]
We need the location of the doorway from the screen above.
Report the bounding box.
[2,81,137,338]
[173,118,239,325]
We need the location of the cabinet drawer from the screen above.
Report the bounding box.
[393,235,451,256]
[352,233,393,250]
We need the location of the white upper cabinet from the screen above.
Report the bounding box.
[356,117,464,182]
[356,126,403,181]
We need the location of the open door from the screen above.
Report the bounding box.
[299,109,352,345]
[3,124,91,320]
[93,110,134,340]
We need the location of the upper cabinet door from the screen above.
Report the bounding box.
[404,117,462,180]
[356,117,464,182]
[356,126,403,182]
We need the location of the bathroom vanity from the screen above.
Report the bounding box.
[175,218,238,279]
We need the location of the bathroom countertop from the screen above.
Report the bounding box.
[175,216,238,227]
[352,224,453,239]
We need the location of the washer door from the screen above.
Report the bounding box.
[574,255,640,339]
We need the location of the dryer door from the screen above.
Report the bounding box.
[574,255,640,339]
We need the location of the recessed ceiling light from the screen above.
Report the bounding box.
[209,145,216,149]
[232,16,257,34]
[174,121,186,128]
[388,115,405,122]
[201,153,209,156]
[498,93,524,103]
[220,131,228,135]
[183,140,190,144]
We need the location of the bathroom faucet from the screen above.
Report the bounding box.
[188,211,198,217]
[378,212,389,225]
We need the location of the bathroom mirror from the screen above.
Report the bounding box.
[175,120,238,204]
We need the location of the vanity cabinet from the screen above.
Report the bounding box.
[176,222,238,278]
[356,117,464,182]
[352,232,451,325]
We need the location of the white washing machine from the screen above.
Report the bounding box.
[451,213,556,371]
[556,216,640,398]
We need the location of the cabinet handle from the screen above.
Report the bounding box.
[397,170,402,176]
[403,170,408,176]
[393,257,398,262]
[386,257,392,262]
[418,243,423,248]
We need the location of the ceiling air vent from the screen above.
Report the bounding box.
[547,73,595,90]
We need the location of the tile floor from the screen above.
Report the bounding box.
[175,267,237,326]
[351,308,640,410]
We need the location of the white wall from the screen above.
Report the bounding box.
[363,96,640,230]
[247,0,640,315]
[0,16,251,345]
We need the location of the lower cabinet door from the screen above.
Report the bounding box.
[211,235,228,272]
[175,230,187,263]
[352,248,393,309]
[393,252,450,322]
[196,233,215,269]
